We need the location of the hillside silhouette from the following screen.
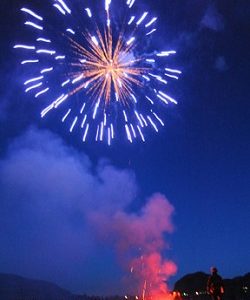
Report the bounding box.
[0,272,249,300]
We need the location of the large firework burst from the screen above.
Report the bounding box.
[14,0,181,144]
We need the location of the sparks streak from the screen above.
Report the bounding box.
[21,60,39,64]
[14,44,35,50]
[21,8,43,21]
[37,38,51,43]
[25,21,43,30]
[24,76,44,85]
[62,109,71,122]
[35,87,49,98]
[40,67,53,73]
[83,123,89,141]
[85,8,92,18]
[25,82,43,93]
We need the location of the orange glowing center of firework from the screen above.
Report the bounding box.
[69,28,145,104]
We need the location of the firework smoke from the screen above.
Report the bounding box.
[90,194,177,299]
[0,128,177,296]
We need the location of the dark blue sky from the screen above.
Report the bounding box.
[0,0,250,295]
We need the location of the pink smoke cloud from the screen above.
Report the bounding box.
[90,194,177,298]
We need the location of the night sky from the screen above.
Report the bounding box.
[0,0,250,296]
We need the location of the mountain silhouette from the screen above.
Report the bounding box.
[0,273,73,300]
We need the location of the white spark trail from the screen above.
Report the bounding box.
[72,74,84,84]
[152,112,164,126]
[37,38,51,43]
[80,103,86,114]
[55,55,66,60]
[146,96,154,104]
[62,109,71,122]
[61,79,70,87]
[137,126,145,142]
[24,76,44,85]
[81,115,87,128]
[36,49,56,55]
[85,8,92,18]
[140,114,148,126]
[35,87,49,98]
[70,117,78,132]
[157,94,168,105]
[123,110,128,122]
[95,125,100,141]
[147,116,158,132]
[145,17,157,27]
[25,21,43,30]
[82,124,89,142]
[21,60,39,64]
[100,122,104,141]
[159,91,178,104]
[128,16,135,25]
[25,82,43,93]
[14,44,35,50]
[135,111,144,127]
[53,4,66,15]
[56,0,71,14]
[165,73,179,80]
[40,67,53,74]
[146,28,156,35]
[130,124,136,138]
[157,51,176,57]
[128,0,136,8]
[111,123,114,139]
[108,128,111,145]
[165,68,182,74]
[136,12,148,25]
[125,124,132,143]
[21,8,43,21]
[66,28,75,35]
[93,99,100,119]
[126,37,135,45]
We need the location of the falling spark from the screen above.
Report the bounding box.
[69,116,78,132]
[36,49,56,55]
[145,17,157,27]
[35,87,49,98]
[14,44,35,50]
[25,21,43,30]
[21,59,39,64]
[82,123,89,141]
[85,8,92,18]
[37,38,51,43]
[66,28,75,35]
[25,82,43,93]
[62,108,71,122]
[136,12,148,25]
[21,8,43,21]
[53,4,66,15]
[24,76,44,85]
[40,67,53,73]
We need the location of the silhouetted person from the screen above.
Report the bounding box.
[207,267,224,300]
